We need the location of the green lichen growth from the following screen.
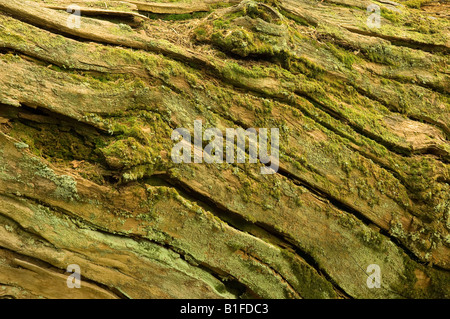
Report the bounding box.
[14,142,29,150]
[33,162,79,201]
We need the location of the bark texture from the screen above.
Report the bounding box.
[0,0,449,299]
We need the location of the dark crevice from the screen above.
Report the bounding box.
[342,26,450,54]
[275,166,439,271]
[0,8,214,72]
[9,193,251,299]
[408,114,450,141]
[15,102,109,134]
[350,84,450,140]
[296,91,449,164]
[0,13,95,45]
[0,232,127,299]
[379,73,448,95]
[0,283,20,299]
[44,6,146,27]
[6,95,440,276]
[315,34,448,95]
[161,174,351,298]
[0,209,57,250]
[412,145,450,162]
[0,44,155,84]
[164,244,255,299]
[196,262,254,299]
[244,253,302,299]
[251,220,352,299]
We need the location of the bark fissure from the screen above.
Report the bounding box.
[162,175,352,297]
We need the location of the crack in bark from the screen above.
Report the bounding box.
[3,5,446,164]
[7,193,251,299]
[342,26,450,55]
[295,91,449,164]
[0,2,220,73]
[162,174,351,298]
[3,81,442,274]
[350,82,450,140]
[0,220,126,299]
[0,46,153,82]
[244,252,302,298]
[275,167,441,271]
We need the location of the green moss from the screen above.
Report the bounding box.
[402,0,432,8]
[280,249,336,298]
[405,14,441,34]
[193,1,294,62]
[293,57,326,77]
[193,27,207,38]
[394,255,450,299]
[326,43,356,68]
[146,11,209,21]
[110,23,133,35]
[364,43,398,66]
[222,62,265,80]
[100,112,170,182]
[101,137,154,169]
[380,8,402,24]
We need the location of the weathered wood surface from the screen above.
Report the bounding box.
[0,0,448,298]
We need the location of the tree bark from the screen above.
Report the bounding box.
[0,0,449,299]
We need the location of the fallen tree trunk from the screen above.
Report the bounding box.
[0,0,449,299]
